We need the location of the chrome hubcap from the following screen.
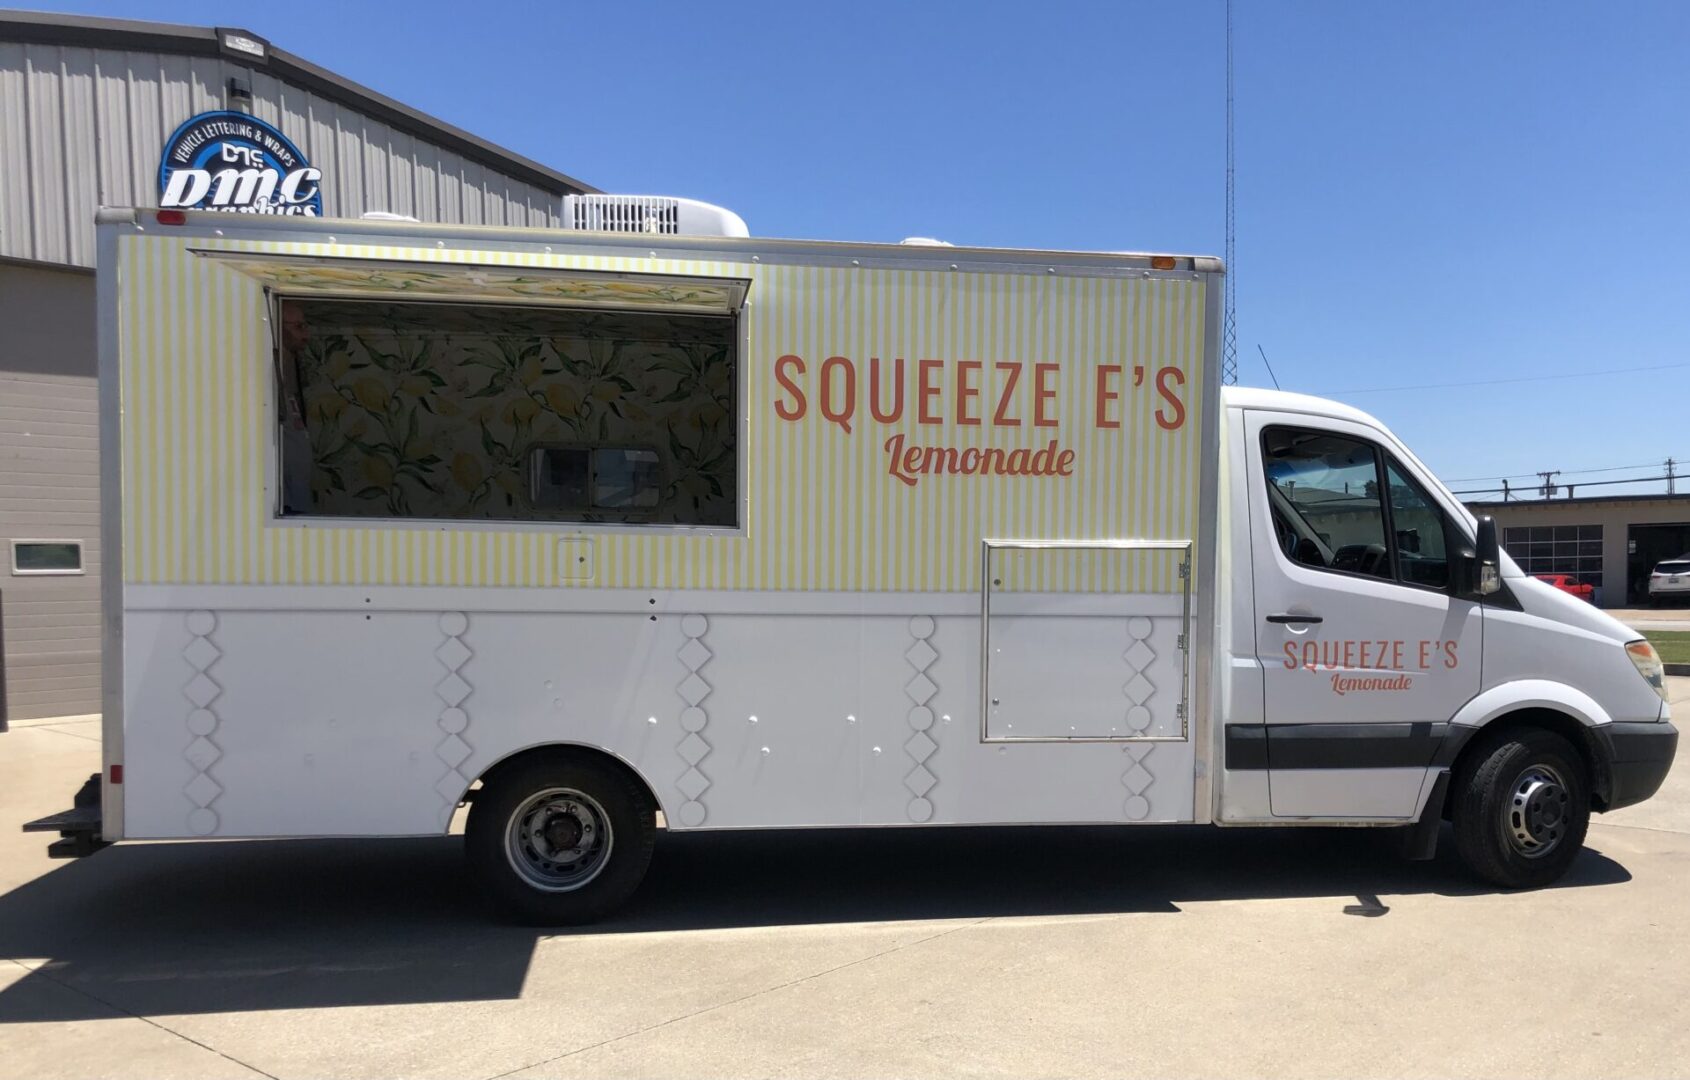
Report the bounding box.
[1506,764,1570,859]
[504,787,613,892]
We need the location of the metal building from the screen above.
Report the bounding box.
[0,10,594,720]
[1466,493,1690,608]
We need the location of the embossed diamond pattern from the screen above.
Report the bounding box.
[677,673,712,707]
[905,731,937,763]
[432,612,475,825]
[1121,614,1159,728]
[905,672,938,706]
[184,673,221,709]
[676,767,711,801]
[903,615,940,822]
[184,736,221,772]
[434,637,472,672]
[905,765,938,798]
[180,611,224,836]
[1121,742,1155,820]
[675,615,713,826]
[436,734,472,769]
[1119,609,1161,820]
[1123,640,1156,672]
[1122,763,1154,795]
[184,771,223,808]
[183,636,221,672]
[1123,673,1154,706]
[678,638,713,673]
[677,733,711,766]
[435,772,467,801]
[904,639,938,672]
[435,672,472,708]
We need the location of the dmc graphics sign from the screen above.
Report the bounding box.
[158,110,323,216]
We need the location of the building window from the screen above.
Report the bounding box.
[275,298,737,528]
[1503,524,1603,588]
[11,540,84,575]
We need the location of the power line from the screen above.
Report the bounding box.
[1314,360,1690,397]
[1446,457,1690,484]
[1451,473,1676,498]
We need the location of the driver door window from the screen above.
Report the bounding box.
[1262,428,1391,581]
[1385,458,1450,590]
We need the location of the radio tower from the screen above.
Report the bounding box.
[1222,0,1239,386]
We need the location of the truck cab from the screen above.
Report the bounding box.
[1218,387,1676,886]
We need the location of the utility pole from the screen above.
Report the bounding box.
[1221,0,1238,387]
[1668,457,1677,496]
[1537,471,1560,499]
[1501,478,1511,502]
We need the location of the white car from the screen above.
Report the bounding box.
[1649,555,1690,604]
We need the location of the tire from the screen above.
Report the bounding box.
[1451,728,1589,889]
[466,752,656,924]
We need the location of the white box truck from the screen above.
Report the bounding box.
[24,201,1677,923]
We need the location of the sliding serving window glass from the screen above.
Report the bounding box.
[274,298,737,527]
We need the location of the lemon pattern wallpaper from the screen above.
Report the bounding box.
[284,301,736,526]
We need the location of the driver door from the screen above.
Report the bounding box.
[1245,411,1482,818]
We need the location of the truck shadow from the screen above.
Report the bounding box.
[0,824,1630,1020]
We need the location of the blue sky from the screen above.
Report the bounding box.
[33,0,1690,497]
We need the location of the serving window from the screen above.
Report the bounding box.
[273,297,737,528]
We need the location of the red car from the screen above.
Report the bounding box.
[1535,573,1596,603]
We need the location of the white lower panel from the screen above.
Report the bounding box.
[1267,768,1426,820]
[986,610,1185,739]
[120,586,1200,838]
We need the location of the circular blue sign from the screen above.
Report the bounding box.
[158,110,323,216]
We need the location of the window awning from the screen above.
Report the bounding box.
[189,249,749,315]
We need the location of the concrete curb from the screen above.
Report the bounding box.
[1666,663,1690,678]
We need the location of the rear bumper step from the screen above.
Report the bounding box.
[22,805,101,833]
[22,773,108,858]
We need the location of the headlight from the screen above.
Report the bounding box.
[1626,639,1669,702]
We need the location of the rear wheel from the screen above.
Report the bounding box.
[1451,728,1589,889]
[466,752,655,924]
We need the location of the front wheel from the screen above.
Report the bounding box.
[1451,729,1590,889]
[466,752,656,924]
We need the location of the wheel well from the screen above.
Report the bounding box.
[1451,708,1611,811]
[468,744,663,821]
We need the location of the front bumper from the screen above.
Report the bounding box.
[1593,721,1679,811]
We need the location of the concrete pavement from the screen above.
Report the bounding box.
[1608,607,1690,633]
[1,684,1687,1079]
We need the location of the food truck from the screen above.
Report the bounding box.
[24,201,1677,922]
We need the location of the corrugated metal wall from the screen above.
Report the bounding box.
[0,41,566,268]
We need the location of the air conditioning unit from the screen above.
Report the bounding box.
[562,194,748,238]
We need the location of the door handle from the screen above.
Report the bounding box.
[1266,613,1323,625]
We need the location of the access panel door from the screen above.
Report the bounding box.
[982,540,1191,741]
[1245,411,1481,818]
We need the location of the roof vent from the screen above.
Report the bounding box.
[562,194,748,238]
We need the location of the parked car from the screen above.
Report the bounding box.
[1649,556,1690,606]
[1536,573,1596,603]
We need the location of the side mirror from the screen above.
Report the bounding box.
[1474,515,1502,596]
